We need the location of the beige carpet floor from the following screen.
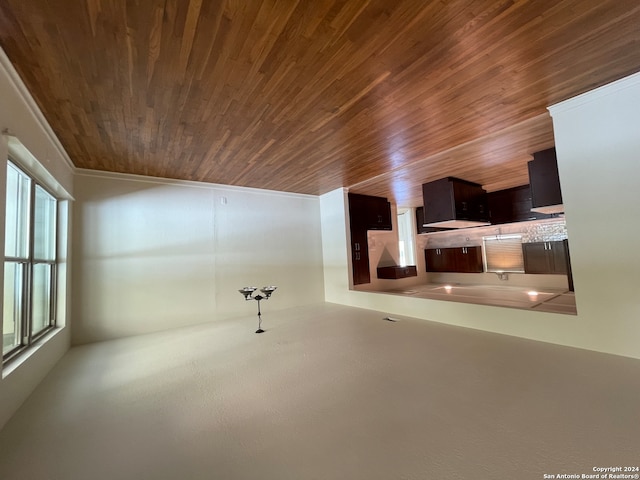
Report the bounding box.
[1,303,639,479]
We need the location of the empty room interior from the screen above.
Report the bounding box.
[1,2,640,479]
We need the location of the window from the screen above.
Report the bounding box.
[397,208,416,267]
[3,161,57,361]
[482,234,525,273]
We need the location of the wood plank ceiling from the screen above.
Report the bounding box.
[1,0,640,206]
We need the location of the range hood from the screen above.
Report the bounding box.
[422,177,490,228]
[528,148,564,214]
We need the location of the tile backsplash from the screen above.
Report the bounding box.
[522,220,568,242]
[419,217,568,249]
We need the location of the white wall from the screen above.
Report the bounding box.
[549,72,640,359]
[321,72,640,360]
[0,48,74,429]
[72,171,325,344]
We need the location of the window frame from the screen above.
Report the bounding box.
[3,159,58,363]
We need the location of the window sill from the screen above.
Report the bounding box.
[2,327,66,379]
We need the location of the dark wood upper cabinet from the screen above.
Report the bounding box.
[415,207,453,234]
[368,197,392,230]
[422,177,488,227]
[487,185,552,225]
[528,148,564,213]
[348,193,392,231]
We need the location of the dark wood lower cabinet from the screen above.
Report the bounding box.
[425,247,454,272]
[522,241,567,274]
[522,239,574,291]
[456,246,484,273]
[425,246,483,273]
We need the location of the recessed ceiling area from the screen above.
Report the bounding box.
[1,1,639,205]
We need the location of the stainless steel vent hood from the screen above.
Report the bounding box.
[422,177,490,228]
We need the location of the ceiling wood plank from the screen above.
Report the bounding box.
[0,0,639,199]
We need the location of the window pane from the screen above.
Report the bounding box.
[34,185,57,261]
[397,209,416,266]
[5,163,30,258]
[3,261,24,355]
[32,263,53,335]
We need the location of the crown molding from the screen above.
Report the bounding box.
[549,71,640,116]
[0,46,75,173]
[74,168,319,199]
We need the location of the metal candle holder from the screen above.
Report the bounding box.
[238,286,277,333]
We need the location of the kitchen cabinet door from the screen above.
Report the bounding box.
[348,193,392,231]
[487,185,552,224]
[455,246,484,273]
[426,246,483,273]
[522,242,552,273]
[415,207,452,234]
[351,230,370,285]
[425,248,455,272]
[366,196,392,230]
[422,177,488,225]
[348,193,392,286]
[549,241,568,274]
[528,148,563,212]
[523,240,568,274]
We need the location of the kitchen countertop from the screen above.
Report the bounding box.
[376,283,577,315]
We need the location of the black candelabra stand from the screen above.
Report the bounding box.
[238,286,277,333]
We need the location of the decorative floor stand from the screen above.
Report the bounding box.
[238,286,277,333]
